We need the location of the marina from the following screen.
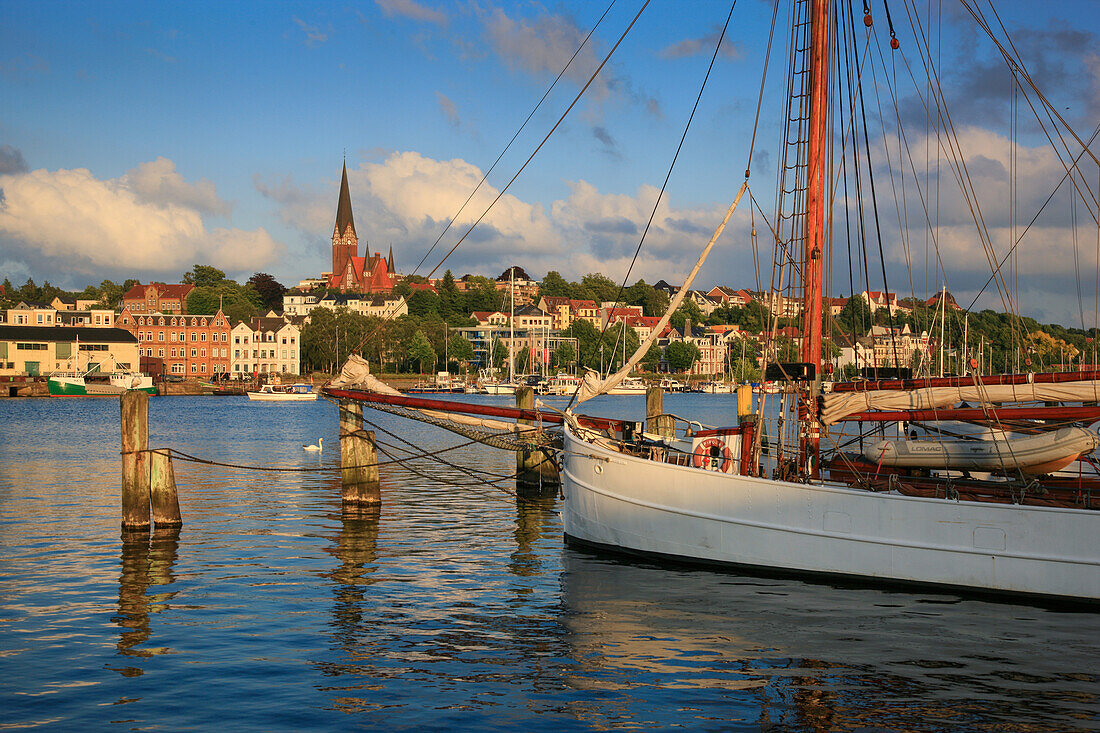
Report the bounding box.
[1,394,1098,730]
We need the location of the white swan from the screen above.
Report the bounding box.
[303,438,323,451]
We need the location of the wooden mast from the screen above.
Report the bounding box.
[800,0,830,474]
[801,0,829,368]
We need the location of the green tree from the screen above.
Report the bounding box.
[448,333,475,372]
[491,338,509,370]
[183,264,228,287]
[407,289,441,318]
[668,300,705,330]
[578,273,620,304]
[552,341,576,370]
[538,271,573,299]
[665,340,701,373]
[835,294,872,337]
[407,331,436,374]
[562,318,602,368]
[641,342,663,371]
[625,279,669,316]
[514,345,532,375]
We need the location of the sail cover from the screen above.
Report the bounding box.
[574,181,748,404]
[820,379,1100,425]
[330,354,534,433]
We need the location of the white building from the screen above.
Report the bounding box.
[231,317,302,376]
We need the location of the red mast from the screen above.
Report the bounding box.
[799,0,830,475]
[801,0,829,368]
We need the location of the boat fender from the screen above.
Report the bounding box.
[693,437,732,473]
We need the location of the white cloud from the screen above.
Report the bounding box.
[375,0,447,26]
[259,151,743,286]
[0,163,283,282]
[123,157,231,217]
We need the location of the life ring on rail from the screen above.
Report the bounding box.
[693,437,732,473]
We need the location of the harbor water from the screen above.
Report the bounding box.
[1,394,1098,730]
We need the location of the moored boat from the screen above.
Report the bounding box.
[246,383,318,401]
[48,371,156,396]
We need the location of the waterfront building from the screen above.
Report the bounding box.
[0,325,139,377]
[121,283,194,314]
[118,308,231,377]
[231,316,301,376]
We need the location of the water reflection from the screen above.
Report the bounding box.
[109,527,180,676]
[510,490,557,578]
[558,550,1100,730]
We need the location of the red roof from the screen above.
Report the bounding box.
[123,282,195,300]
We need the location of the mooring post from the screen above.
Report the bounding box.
[646,386,675,438]
[340,399,380,507]
[149,450,182,527]
[515,386,558,488]
[121,391,151,530]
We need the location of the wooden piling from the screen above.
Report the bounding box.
[516,386,559,488]
[340,400,380,506]
[149,450,182,527]
[646,386,675,438]
[121,391,150,530]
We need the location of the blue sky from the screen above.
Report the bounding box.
[2,0,1099,324]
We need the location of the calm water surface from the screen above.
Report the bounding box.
[1,394,1097,731]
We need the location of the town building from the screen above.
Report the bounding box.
[121,283,194,314]
[313,292,408,320]
[283,290,319,317]
[513,304,552,331]
[231,316,302,376]
[5,301,57,326]
[57,309,116,327]
[118,308,231,377]
[494,266,540,306]
[0,325,139,377]
[324,162,395,293]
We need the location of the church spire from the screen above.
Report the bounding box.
[335,161,356,237]
[387,244,395,273]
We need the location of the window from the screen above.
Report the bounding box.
[201,333,207,342]
[191,364,197,373]
[201,349,206,358]
[190,348,197,357]
[191,333,197,341]
[16,343,48,351]
[158,348,165,358]
[158,332,165,341]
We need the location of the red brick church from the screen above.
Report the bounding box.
[325,162,395,292]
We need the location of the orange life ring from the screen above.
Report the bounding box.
[693,437,732,473]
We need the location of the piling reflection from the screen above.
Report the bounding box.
[317,503,382,712]
[109,527,180,676]
[325,505,381,631]
[557,549,1100,730]
[509,490,557,577]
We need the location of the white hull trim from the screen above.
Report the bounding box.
[561,425,1100,602]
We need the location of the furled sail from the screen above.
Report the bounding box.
[330,354,533,433]
[821,379,1100,425]
[574,181,748,404]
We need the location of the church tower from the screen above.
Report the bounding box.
[332,162,359,289]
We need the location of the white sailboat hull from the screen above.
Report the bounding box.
[562,425,1100,602]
